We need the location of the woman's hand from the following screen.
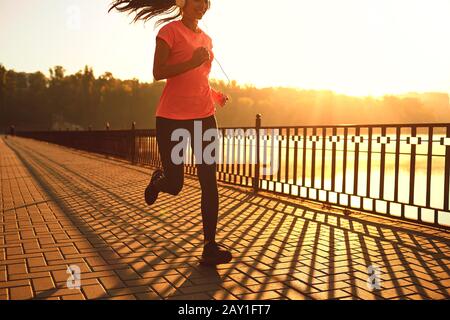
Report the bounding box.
[218,92,229,107]
[212,89,229,108]
[190,47,210,68]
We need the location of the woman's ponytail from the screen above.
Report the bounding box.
[108,0,181,27]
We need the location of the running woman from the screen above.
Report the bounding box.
[109,0,232,266]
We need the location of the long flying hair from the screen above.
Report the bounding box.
[108,0,211,27]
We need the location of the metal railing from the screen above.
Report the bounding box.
[16,116,450,229]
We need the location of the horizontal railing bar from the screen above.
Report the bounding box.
[260,123,450,129]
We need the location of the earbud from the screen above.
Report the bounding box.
[175,0,185,8]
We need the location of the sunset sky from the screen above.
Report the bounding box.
[1,0,449,97]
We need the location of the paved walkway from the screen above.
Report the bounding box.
[0,136,449,300]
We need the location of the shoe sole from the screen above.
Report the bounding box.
[144,186,158,205]
[144,169,163,205]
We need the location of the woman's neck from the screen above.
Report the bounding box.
[181,17,200,33]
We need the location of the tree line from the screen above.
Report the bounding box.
[1,64,449,132]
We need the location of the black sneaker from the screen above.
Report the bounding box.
[145,169,164,205]
[199,242,233,266]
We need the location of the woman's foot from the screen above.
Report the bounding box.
[145,169,164,205]
[200,241,233,266]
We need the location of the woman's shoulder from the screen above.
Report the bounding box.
[158,21,177,34]
[158,20,180,33]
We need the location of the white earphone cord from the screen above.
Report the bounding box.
[200,20,231,86]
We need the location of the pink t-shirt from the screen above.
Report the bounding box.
[155,20,221,120]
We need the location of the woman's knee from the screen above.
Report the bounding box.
[165,175,184,195]
[168,183,183,196]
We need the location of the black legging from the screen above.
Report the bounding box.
[153,115,219,243]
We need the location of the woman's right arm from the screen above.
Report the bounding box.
[153,38,210,81]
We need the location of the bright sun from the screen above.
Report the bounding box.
[1,0,449,97]
[201,0,450,96]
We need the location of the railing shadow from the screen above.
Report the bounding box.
[5,137,450,300]
[6,138,241,300]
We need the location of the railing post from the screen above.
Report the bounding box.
[253,114,262,193]
[131,121,136,165]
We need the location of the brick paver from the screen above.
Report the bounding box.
[0,136,449,300]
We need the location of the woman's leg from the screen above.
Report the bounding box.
[153,115,230,265]
[153,117,186,196]
[189,115,220,244]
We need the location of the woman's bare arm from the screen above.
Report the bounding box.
[153,38,210,81]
